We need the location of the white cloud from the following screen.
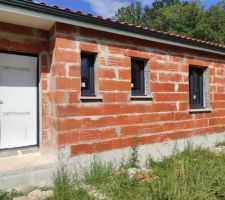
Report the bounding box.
[83,0,154,18]
[83,0,130,18]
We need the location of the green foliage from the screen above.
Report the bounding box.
[215,140,225,147]
[84,159,114,187]
[114,2,146,25]
[84,146,225,200]
[0,190,10,200]
[52,166,72,199]
[153,0,182,8]
[114,0,225,45]
[126,144,140,169]
[217,0,225,11]
[49,166,94,200]
[0,189,23,200]
[201,4,225,44]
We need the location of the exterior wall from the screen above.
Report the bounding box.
[51,23,225,158]
[0,21,225,161]
[0,22,56,158]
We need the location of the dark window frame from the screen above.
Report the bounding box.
[189,66,204,109]
[131,58,146,96]
[81,52,96,96]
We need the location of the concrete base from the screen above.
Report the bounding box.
[1,132,225,190]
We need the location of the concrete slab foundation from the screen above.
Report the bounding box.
[1,132,225,190]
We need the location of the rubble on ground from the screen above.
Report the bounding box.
[13,189,53,200]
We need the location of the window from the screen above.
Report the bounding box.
[131,59,145,96]
[81,53,95,96]
[189,67,204,109]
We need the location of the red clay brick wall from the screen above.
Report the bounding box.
[51,23,225,157]
[0,22,56,153]
[2,22,224,158]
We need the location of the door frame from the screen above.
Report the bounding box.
[0,50,40,150]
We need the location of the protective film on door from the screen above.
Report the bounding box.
[0,52,38,149]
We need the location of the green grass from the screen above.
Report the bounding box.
[84,146,225,200]
[84,159,115,188]
[2,145,225,200]
[46,166,94,200]
[0,189,23,200]
[215,141,225,147]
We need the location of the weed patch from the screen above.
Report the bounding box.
[47,166,94,200]
[0,189,23,200]
[84,146,225,200]
[215,140,225,147]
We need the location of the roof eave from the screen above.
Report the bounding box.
[0,0,225,56]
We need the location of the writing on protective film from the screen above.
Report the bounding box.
[0,66,30,72]
[2,112,31,117]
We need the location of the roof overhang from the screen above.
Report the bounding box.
[0,0,225,56]
[0,5,54,30]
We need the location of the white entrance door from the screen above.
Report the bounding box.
[0,53,38,149]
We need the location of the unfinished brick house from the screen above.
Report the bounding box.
[0,0,225,189]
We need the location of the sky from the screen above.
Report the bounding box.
[35,0,221,18]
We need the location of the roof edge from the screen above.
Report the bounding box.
[1,0,225,56]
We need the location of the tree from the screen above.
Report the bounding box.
[200,3,225,44]
[152,0,181,9]
[148,2,205,35]
[217,0,225,11]
[114,0,225,45]
[114,2,145,25]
